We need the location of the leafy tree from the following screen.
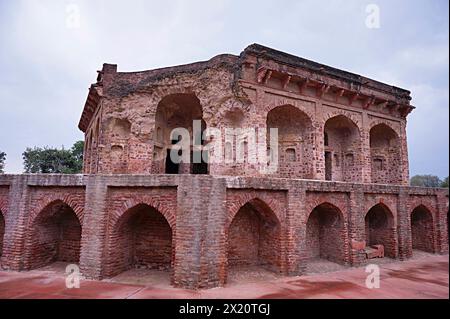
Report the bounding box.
[410,174,442,188]
[70,140,85,173]
[0,151,5,173]
[23,141,84,174]
[441,176,449,188]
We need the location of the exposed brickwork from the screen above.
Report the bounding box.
[0,45,447,290]
[25,202,81,269]
[0,186,7,258]
[0,174,448,289]
[411,205,435,253]
[364,203,397,258]
[21,186,85,270]
[0,211,4,257]
[105,204,173,276]
[78,44,411,186]
[306,203,346,264]
[103,187,177,278]
[228,201,282,272]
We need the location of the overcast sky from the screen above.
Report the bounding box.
[0,0,448,178]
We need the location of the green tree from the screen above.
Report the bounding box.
[410,174,442,188]
[70,140,85,173]
[441,176,449,188]
[23,141,84,174]
[0,151,5,173]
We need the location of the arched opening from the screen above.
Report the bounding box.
[28,201,82,269]
[324,115,361,182]
[226,199,282,284]
[411,205,435,254]
[107,204,173,283]
[153,93,208,175]
[370,124,401,184]
[365,204,397,258]
[266,105,313,178]
[221,108,246,171]
[306,203,346,267]
[0,210,4,257]
[104,117,131,174]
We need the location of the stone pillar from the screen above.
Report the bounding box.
[0,175,29,271]
[361,113,372,183]
[399,120,410,186]
[79,175,109,279]
[436,190,449,254]
[348,190,366,266]
[397,189,412,259]
[314,121,325,180]
[173,175,226,289]
[287,183,306,275]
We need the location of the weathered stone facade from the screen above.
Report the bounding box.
[0,44,448,289]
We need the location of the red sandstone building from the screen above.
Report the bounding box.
[0,44,448,289]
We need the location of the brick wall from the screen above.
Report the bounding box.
[26,201,82,269]
[411,205,435,253]
[228,202,281,272]
[79,46,412,186]
[0,211,4,257]
[103,186,177,278]
[106,204,173,276]
[0,174,447,289]
[306,203,346,264]
[364,204,397,258]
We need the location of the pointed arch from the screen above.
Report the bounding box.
[225,197,283,284]
[29,195,84,226]
[306,202,347,264]
[370,123,401,184]
[26,199,82,269]
[105,201,174,279]
[323,114,362,182]
[365,203,398,258]
[266,104,314,178]
[411,204,435,253]
[227,193,285,228]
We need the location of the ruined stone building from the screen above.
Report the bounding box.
[0,44,448,289]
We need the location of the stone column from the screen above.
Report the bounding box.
[397,189,412,259]
[361,113,372,183]
[399,120,410,186]
[348,190,367,266]
[314,121,325,180]
[287,183,306,275]
[0,175,29,271]
[173,175,227,289]
[436,190,449,254]
[79,175,109,279]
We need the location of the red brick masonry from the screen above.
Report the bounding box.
[0,174,447,289]
[0,44,448,289]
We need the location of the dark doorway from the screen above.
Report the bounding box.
[165,149,179,174]
[325,151,332,181]
[191,150,208,174]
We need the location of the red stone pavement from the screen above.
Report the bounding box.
[0,255,448,299]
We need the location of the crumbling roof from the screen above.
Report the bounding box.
[78,43,413,132]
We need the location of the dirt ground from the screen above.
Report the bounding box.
[0,252,447,299]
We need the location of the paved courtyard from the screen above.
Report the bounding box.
[0,253,447,299]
